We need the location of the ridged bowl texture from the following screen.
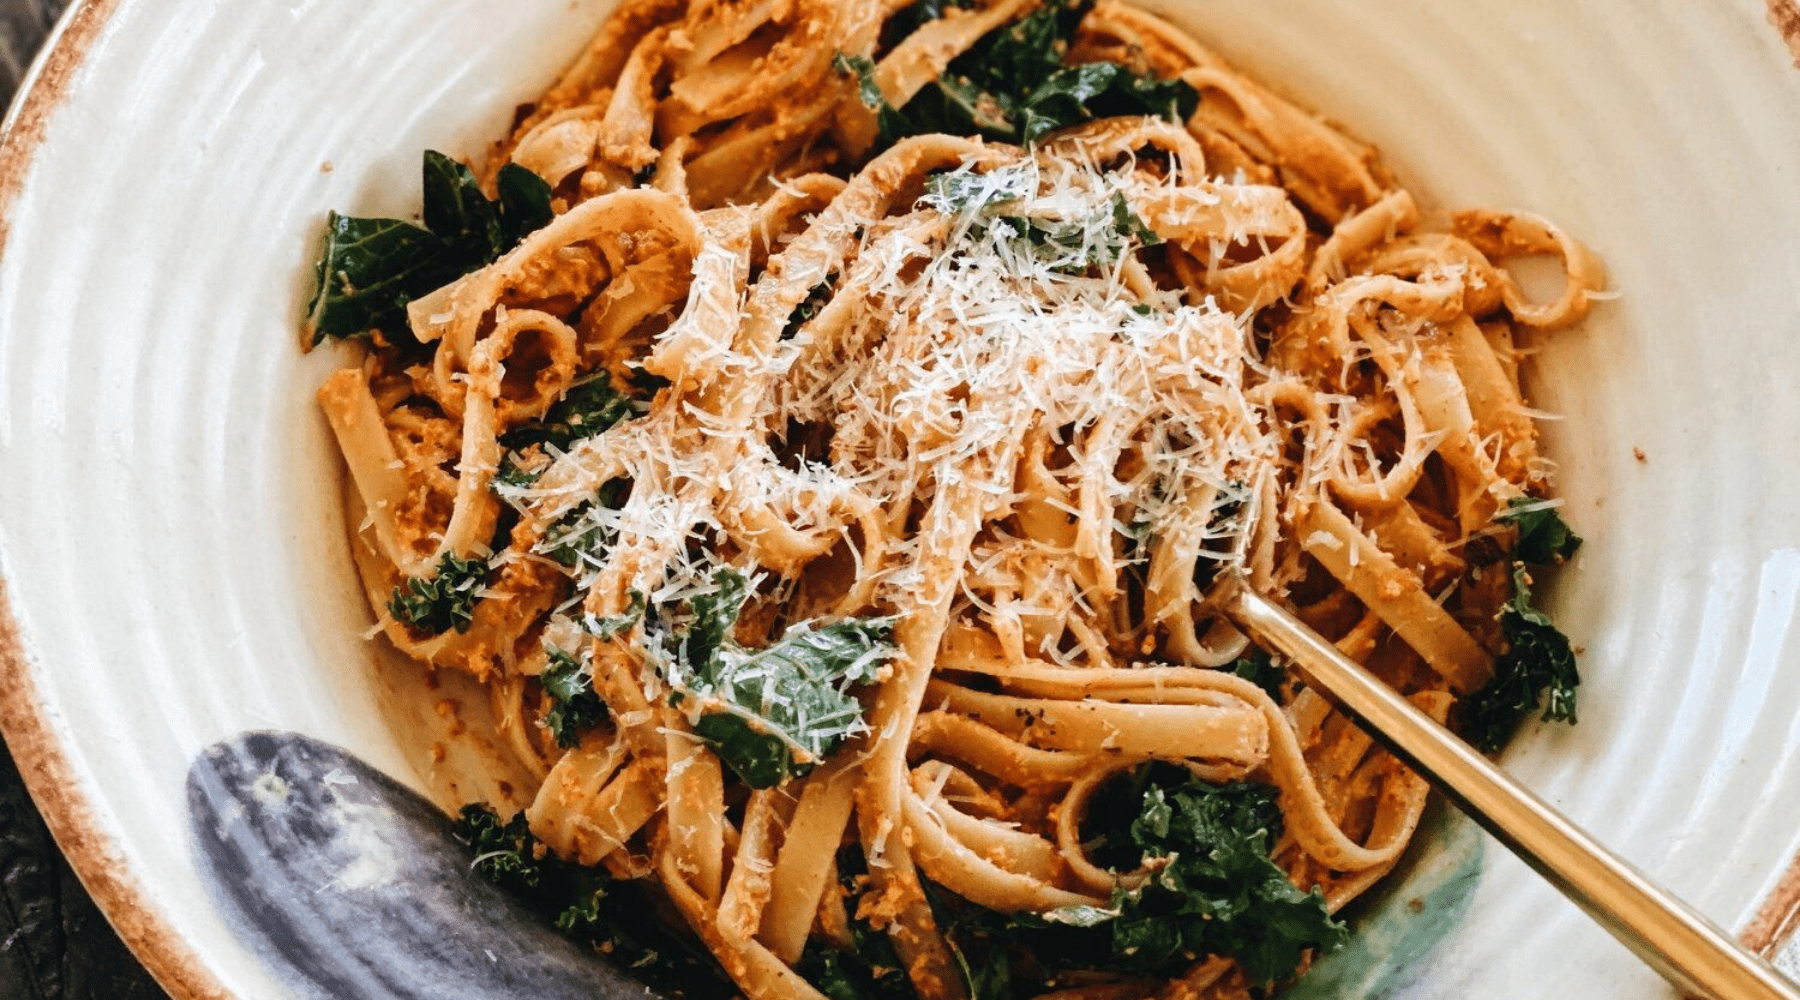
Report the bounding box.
[4,1,1800,997]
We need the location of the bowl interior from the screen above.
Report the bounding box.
[5,0,1800,996]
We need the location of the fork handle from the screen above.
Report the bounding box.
[1226,585,1799,1000]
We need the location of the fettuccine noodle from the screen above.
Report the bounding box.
[310,2,1604,997]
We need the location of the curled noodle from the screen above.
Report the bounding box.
[310,3,1605,999]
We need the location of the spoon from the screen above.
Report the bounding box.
[1218,580,1800,1000]
[186,731,686,1000]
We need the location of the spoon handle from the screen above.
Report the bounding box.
[1225,585,1798,1000]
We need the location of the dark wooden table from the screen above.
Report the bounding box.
[0,2,173,997]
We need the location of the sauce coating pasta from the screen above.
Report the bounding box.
[306,1,1603,997]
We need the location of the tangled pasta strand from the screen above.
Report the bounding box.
[311,2,1604,998]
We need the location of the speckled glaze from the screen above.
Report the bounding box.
[5,1,1800,998]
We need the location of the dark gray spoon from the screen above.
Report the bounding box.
[185,731,660,1000]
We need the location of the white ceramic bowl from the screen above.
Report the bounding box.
[6,1,1800,997]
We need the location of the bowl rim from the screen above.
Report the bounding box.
[4,2,1800,999]
[0,1,230,995]
[1768,0,1800,69]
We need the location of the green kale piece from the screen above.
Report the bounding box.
[1077,770,1345,983]
[585,591,647,641]
[920,166,1031,216]
[836,52,885,111]
[1497,496,1584,565]
[452,805,733,997]
[495,373,653,504]
[957,0,1085,97]
[1459,499,1583,751]
[893,73,1015,144]
[923,169,1161,274]
[458,801,548,888]
[541,647,609,749]
[1230,649,1286,701]
[692,617,895,787]
[691,714,795,790]
[1014,60,1197,144]
[926,766,1345,994]
[659,570,893,788]
[989,192,1160,272]
[797,948,914,1000]
[305,214,463,346]
[540,479,633,568]
[493,162,556,246]
[493,454,544,490]
[881,0,976,47]
[421,150,505,263]
[680,568,753,673]
[795,848,918,1000]
[387,551,488,635]
[833,53,915,143]
[504,375,641,454]
[305,151,554,345]
[783,281,835,339]
[1461,563,1581,752]
[843,0,1198,152]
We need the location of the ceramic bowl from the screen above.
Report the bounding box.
[6,1,1800,997]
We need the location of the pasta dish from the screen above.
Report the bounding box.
[302,1,1603,997]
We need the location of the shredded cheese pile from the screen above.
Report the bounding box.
[308,2,1606,998]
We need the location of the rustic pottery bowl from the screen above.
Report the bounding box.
[6,1,1800,997]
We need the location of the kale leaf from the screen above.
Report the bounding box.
[656,570,893,788]
[541,478,633,569]
[833,54,915,144]
[836,53,885,112]
[925,766,1343,993]
[919,881,1032,1000]
[1497,497,1584,565]
[459,802,548,888]
[691,714,796,790]
[494,162,557,246]
[306,215,463,346]
[988,192,1160,272]
[1082,769,1345,983]
[797,947,917,1000]
[680,568,752,673]
[796,847,917,1000]
[422,151,505,264]
[1230,649,1286,701]
[493,372,652,501]
[585,590,647,641]
[959,0,1085,95]
[1013,61,1198,144]
[387,551,489,635]
[843,0,1198,152]
[920,166,1030,216]
[783,281,835,339]
[882,0,976,48]
[306,151,554,345]
[503,374,641,454]
[1461,564,1581,752]
[1460,500,1583,751]
[892,74,1013,144]
[453,804,733,997]
[494,454,545,490]
[923,169,1161,274]
[692,617,895,787]
[542,647,609,749]
[419,150,556,268]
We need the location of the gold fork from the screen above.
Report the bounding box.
[1219,581,1799,1000]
